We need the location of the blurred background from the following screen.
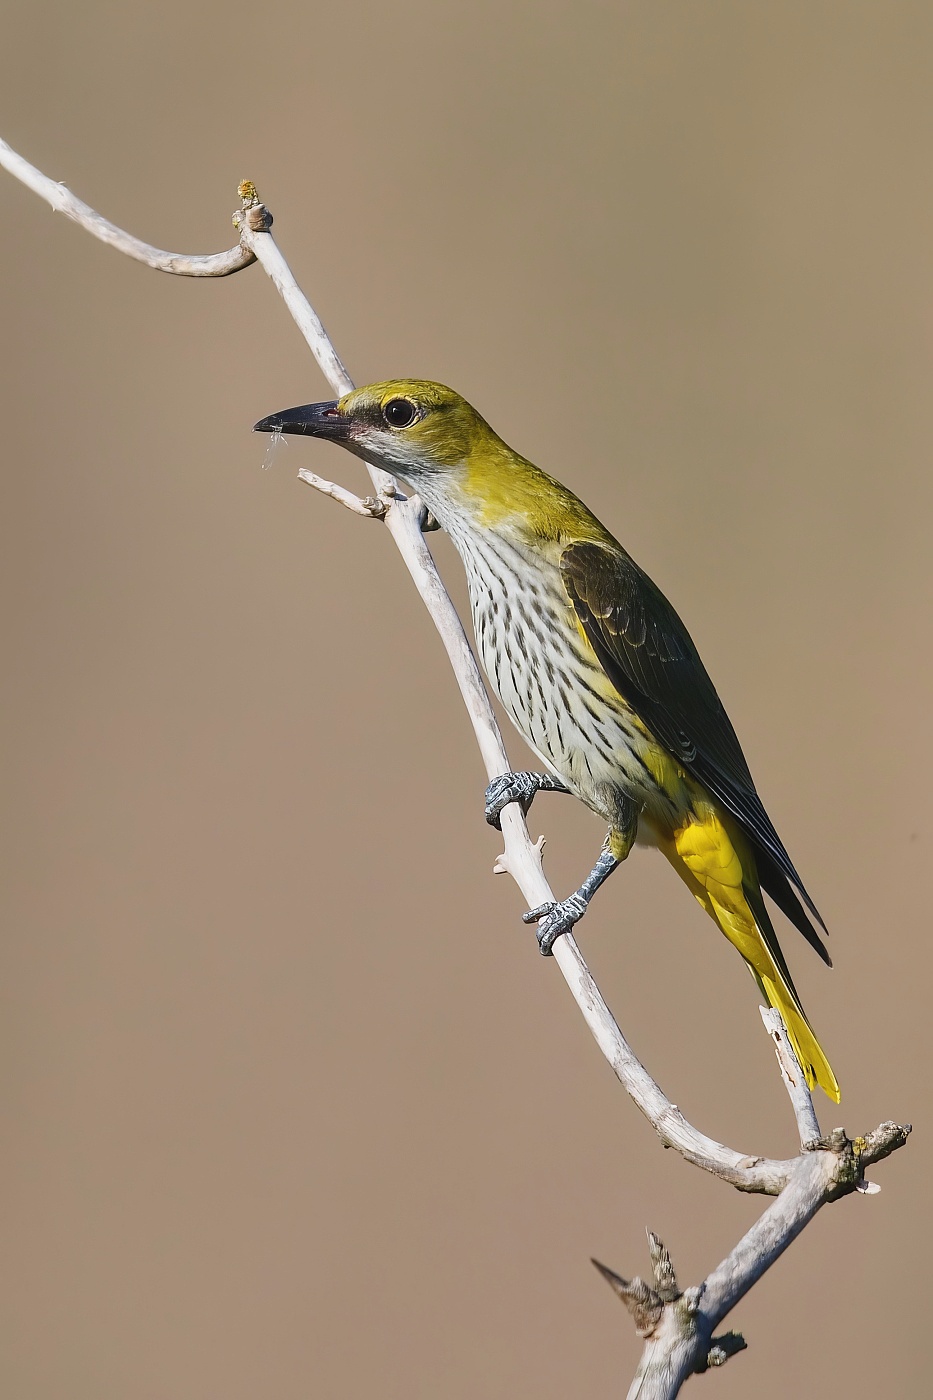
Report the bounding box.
[1,3,929,1396]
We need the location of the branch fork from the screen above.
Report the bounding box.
[591,1110,910,1399]
[594,1235,748,1384]
[0,139,912,1400]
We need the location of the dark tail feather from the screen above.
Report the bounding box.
[756,849,832,967]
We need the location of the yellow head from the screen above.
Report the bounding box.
[254,379,513,482]
[254,378,604,541]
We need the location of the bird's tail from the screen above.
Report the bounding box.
[658,809,841,1104]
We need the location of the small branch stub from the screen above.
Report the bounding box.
[596,1235,749,1389]
[592,1234,702,1343]
[592,1258,664,1338]
[297,466,390,518]
[697,1332,748,1372]
[647,1231,679,1303]
[233,179,273,235]
[820,1121,912,1200]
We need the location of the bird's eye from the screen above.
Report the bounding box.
[383,398,417,429]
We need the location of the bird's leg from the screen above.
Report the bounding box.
[484,771,570,829]
[523,801,638,956]
[523,848,620,955]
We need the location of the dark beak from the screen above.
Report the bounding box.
[253,400,350,440]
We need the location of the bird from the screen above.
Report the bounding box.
[255,380,840,1102]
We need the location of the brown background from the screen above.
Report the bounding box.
[1,3,929,1396]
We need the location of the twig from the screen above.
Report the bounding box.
[296,467,388,519]
[1,140,912,1397]
[759,1006,821,1148]
[233,198,355,402]
[0,137,254,276]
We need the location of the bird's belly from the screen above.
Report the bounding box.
[461,542,686,829]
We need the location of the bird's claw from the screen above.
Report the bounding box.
[522,892,589,955]
[484,772,536,828]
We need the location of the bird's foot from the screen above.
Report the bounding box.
[521,847,621,955]
[484,771,568,829]
[522,891,590,956]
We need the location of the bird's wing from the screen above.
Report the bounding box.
[560,539,829,962]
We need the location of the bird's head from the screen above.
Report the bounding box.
[254,379,501,484]
[253,378,593,540]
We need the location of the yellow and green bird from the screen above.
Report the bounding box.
[255,380,840,1102]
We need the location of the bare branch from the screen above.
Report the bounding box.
[759,1006,822,1148]
[690,1130,906,1362]
[297,466,389,518]
[599,1120,910,1398]
[856,1119,912,1170]
[0,138,254,277]
[591,1259,664,1338]
[234,195,356,406]
[2,145,913,1397]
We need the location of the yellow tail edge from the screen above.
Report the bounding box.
[662,811,841,1105]
[759,973,841,1105]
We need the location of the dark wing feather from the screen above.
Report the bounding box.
[560,540,830,963]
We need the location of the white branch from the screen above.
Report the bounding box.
[234,203,356,405]
[603,1120,909,1398]
[0,138,254,277]
[1,141,911,1398]
[623,1154,831,1399]
[759,1006,821,1148]
[296,466,388,518]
